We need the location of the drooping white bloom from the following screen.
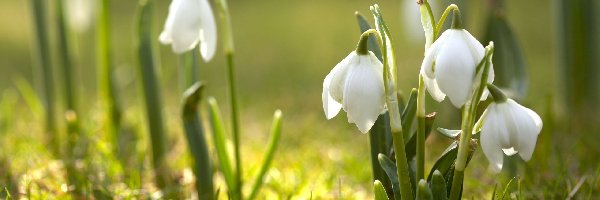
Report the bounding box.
[159,0,217,61]
[479,99,542,172]
[322,51,386,133]
[420,29,495,108]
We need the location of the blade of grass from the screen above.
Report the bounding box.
[248,110,283,200]
[135,0,169,188]
[374,180,390,200]
[207,97,235,192]
[182,83,213,200]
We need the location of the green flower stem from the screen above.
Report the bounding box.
[375,27,414,200]
[416,75,426,181]
[97,0,121,144]
[435,4,459,38]
[449,43,494,200]
[356,29,383,55]
[30,0,58,155]
[55,0,77,114]
[136,0,169,188]
[215,0,241,198]
[178,48,200,92]
[182,83,213,200]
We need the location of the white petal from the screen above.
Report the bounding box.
[506,100,542,161]
[420,30,450,79]
[322,59,344,120]
[502,147,518,156]
[481,104,506,172]
[159,0,183,44]
[434,30,478,108]
[342,54,386,133]
[420,69,445,102]
[329,52,356,102]
[198,0,217,61]
[168,0,203,53]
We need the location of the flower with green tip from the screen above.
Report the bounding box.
[420,28,495,108]
[322,51,386,133]
[479,85,542,172]
[159,0,217,61]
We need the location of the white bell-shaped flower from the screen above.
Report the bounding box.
[420,28,495,108]
[159,0,217,61]
[479,95,542,172]
[322,51,386,133]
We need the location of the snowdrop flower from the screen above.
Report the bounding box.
[159,0,217,61]
[479,84,542,172]
[420,11,494,108]
[66,0,96,33]
[322,50,386,133]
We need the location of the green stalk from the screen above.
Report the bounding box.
[248,110,282,200]
[435,4,459,38]
[55,0,83,195]
[359,27,413,200]
[97,0,121,144]
[182,83,213,200]
[30,0,58,155]
[55,0,77,113]
[178,48,200,92]
[135,0,169,188]
[416,75,426,181]
[215,0,242,198]
[449,44,494,200]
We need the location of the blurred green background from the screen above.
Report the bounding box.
[0,0,598,199]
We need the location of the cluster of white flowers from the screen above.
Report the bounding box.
[322,20,542,171]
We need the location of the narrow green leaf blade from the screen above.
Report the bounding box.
[378,154,400,200]
[374,180,390,200]
[435,128,460,139]
[417,179,433,200]
[248,110,283,200]
[419,2,436,50]
[207,97,235,191]
[181,82,214,200]
[430,170,448,200]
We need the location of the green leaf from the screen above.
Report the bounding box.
[207,97,235,191]
[378,154,401,200]
[435,128,460,139]
[135,0,169,188]
[181,82,213,200]
[419,2,436,50]
[416,179,433,200]
[374,180,390,200]
[248,110,283,200]
[500,177,518,200]
[430,170,448,200]
[401,89,418,142]
[405,113,436,159]
[427,140,478,198]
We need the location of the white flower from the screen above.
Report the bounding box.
[479,99,542,172]
[420,29,495,108]
[322,51,386,133]
[66,0,96,33]
[159,0,217,61]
